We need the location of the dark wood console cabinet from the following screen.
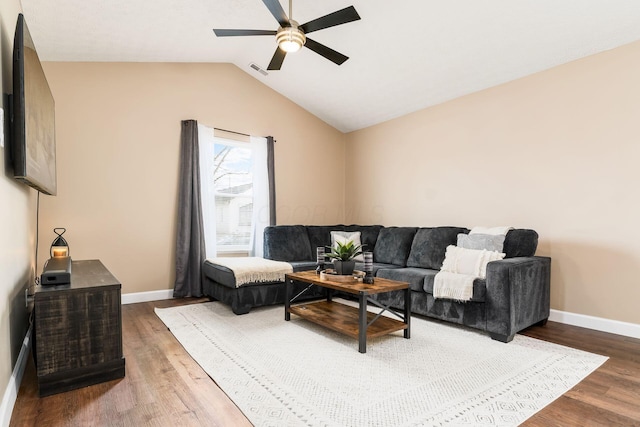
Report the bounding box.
[34,259,125,396]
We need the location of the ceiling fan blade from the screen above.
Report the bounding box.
[213,29,277,37]
[262,0,289,27]
[300,6,360,34]
[304,38,348,66]
[267,48,287,70]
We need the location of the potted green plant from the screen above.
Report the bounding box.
[325,240,364,275]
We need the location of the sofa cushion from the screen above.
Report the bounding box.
[344,225,383,253]
[264,225,313,261]
[288,261,318,272]
[376,267,435,292]
[503,229,538,258]
[423,274,487,302]
[203,260,284,289]
[202,260,236,289]
[406,226,469,270]
[355,262,401,275]
[306,225,343,255]
[373,227,418,266]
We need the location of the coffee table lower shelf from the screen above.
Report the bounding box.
[289,300,408,340]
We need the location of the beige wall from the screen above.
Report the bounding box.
[39,62,345,294]
[346,41,640,325]
[0,0,34,407]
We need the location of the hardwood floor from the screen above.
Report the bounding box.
[522,323,640,426]
[10,298,250,427]
[10,298,640,426]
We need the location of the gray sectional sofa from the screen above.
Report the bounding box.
[261,224,551,342]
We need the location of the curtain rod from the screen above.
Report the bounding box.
[214,127,275,142]
[214,127,250,137]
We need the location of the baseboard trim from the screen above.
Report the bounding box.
[549,309,640,339]
[121,289,174,305]
[0,323,32,427]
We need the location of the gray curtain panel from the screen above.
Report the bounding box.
[267,136,276,226]
[173,120,206,297]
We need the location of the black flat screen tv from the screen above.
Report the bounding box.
[11,13,57,195]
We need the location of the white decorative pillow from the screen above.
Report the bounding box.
[330,231,364,262]
[440,245,505,279]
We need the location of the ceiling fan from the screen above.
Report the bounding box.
[213,0,361,71]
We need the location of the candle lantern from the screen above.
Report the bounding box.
[316,247,325,275]
[50,228,70,258]
[363,251,374,284]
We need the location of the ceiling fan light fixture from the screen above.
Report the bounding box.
[212,2,360,70]
[276,22,306,53]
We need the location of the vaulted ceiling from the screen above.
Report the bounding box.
[21,0,640,132]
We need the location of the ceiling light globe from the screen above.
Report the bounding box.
[279,40,301,53]
[276,25,306,53]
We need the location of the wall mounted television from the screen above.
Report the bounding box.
[11,13,57,195]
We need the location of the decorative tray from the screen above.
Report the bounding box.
[320,269,365,282]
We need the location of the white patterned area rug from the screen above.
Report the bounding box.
[155,300,607,427]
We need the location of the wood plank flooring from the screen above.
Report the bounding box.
[10,298,640,426]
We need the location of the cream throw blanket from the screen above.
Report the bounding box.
[207,257,293,287]
[433,271,476,301]
[434,226,512,301]
[433,246,505,301]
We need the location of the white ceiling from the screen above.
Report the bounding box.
[20,0,640,133]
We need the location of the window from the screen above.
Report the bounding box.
[212,143,253,251]
[198,125,269,257]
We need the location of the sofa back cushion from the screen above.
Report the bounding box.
[406,226,469,269]
[263,225,313,261]
[503,229,538,258]
[306,225,344,255]
[373,227,418,266]
[344,225,383,254]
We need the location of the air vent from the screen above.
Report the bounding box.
[249,62,268,76]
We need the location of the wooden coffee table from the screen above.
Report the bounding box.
[285,270,411,353]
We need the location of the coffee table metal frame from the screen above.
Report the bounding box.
[285,271,411,353]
